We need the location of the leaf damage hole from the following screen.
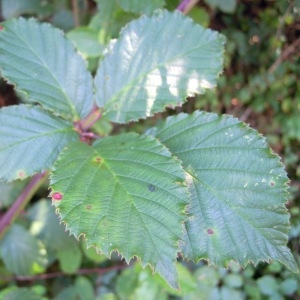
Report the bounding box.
[207,229,214,235]
[148,184,156,192]
[52,192,63,201]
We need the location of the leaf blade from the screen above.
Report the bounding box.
[0,18,93,120]
[94,10,225,123]
[50,133,189,287]
[0,224,47,275]
[149,111,297,272]
[117,0,165,14]
[0,105,79,181]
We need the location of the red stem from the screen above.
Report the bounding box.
[177,0,191,12]
[177,0,199,14]
[80,106,102,132]
[0,264,128,282]
[0,171,48,240]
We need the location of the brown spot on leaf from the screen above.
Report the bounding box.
[0,25,3,31]
[93,156,102,164]
[207,229,214,235]
[85,205,92,210]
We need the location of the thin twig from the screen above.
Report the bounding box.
[79,106,102,132]
[177,0,199,14]
[268,38,300,73]
[239,107,252,122]
[0,264,128,282]
[0,171,48,240]
[71,0,80,27]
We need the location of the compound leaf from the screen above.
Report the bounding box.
[94,10,225,123]
[117,0,165,14]
[0,105,79,181]
[149,111,298,272]
[0,17,93,120]
[50,133,188,288]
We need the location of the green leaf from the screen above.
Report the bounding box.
[117,0,165,14]
[67,27,104,58]
[116,264,169,300]
[28,199,82,253]
[204,0,237,13]
[0,180,27,209]
[279,278,298,295]
[257,275,278,296]
[1,0,53,20]
[81,241,108,263]
[94,10,225,123]
[57,245,82,274]
[0,105,79,181]
[0,287,44,300]
[0,224,48,275]
[149,111,298,272]
[54,277,94,300]
[50,133,188,288]
[0,18,93,120]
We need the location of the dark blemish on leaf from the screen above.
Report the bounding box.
[114,104,119,109]
[270,180,275,187]
[207,229,214,235]
[0,25,3,31]
[93,156,102,164]
[148,184,156,192]
[105,75,109,80]
[52,192,63,201]
[85,205,92,210]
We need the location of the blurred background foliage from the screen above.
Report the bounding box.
[0,0,300,299]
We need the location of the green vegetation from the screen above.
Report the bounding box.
[0,0,299,298]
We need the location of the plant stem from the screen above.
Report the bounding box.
[177,0,199,14]
[268,38,300,74]
[0,264,128,282]
[80,106,102,132]
[71,0,80,27]
[0,171,48,240]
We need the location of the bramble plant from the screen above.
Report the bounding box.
[0,9,298,289]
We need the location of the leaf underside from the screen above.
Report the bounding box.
[0,105,78,181]
[0,17,93,120]
[50,133,188,288]
[149,111,298,272]
[94,10,225,123]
